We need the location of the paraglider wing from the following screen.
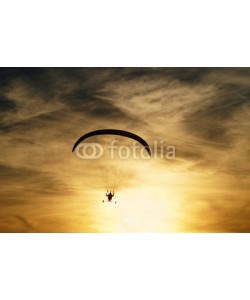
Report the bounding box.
[72,129,151,156]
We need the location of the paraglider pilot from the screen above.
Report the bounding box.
[106,190,115,201]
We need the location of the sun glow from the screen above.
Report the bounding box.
[83,186,183,233]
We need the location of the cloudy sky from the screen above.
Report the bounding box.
[0,68,249,232]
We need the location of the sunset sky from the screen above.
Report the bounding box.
[0,67,249,232]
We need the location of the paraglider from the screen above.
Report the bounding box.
[72,129,152,204]
[103,190,116,204]
[72,129,152,156]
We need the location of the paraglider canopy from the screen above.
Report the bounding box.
[72,129,152,156]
